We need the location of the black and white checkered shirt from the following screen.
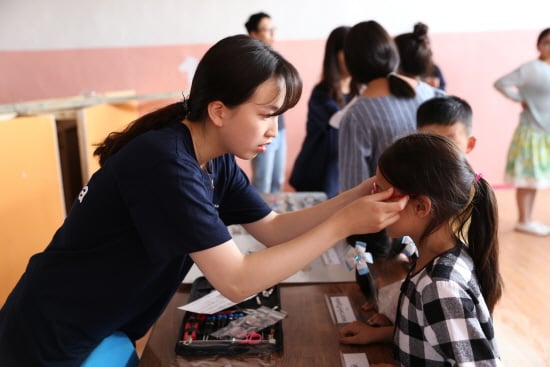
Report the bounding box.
[394,244,502,366]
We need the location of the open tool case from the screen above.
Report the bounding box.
[175,276,284,357]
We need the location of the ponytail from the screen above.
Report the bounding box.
[387,73,416,98]
[93,101,188,166]
[465,177,503,313]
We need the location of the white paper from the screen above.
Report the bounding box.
[329,296,356,324]
[178,290,254,314]
[342,353,369,367]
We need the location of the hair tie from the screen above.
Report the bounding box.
[344,241,374,276]
[181,93,190,114]
[474,173,483,182]
[387,71,397,79]
[400,235,418,259]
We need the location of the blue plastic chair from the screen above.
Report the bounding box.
[81,332,139,367]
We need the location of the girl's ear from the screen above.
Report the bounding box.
[207,101,226,127]
[413,195,432,218]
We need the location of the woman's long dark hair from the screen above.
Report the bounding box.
[378,134,503,313]
[344,20,415,98]
[94,35,302,165]
[318,26,355,107]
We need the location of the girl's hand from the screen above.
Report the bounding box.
[339,321,379,345]
[361,301,378,313]
[367,313,393,327]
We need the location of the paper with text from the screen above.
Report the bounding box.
[342,353,369,367]
[329,296,357,324]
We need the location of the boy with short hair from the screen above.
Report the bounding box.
[416,95,477,154]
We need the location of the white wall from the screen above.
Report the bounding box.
[1,0,548,50]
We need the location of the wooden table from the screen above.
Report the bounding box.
[139,282,393,367]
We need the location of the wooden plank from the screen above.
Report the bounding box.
[0,114,66,305]
[76,103,139,183]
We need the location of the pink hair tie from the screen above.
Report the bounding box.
[474,173,483,182]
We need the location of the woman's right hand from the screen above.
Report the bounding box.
[334,187,408,236]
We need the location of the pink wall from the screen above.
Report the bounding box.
[0,29,540,189]
[430,29,540,188]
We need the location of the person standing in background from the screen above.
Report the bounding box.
[494,28,550,237]
[424,63,446,91]
[394,22,435,84]
[338,20,444,192]
[245,12,287,193]
[400,22,446,91]
[290,26,356,198]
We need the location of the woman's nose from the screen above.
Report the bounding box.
[267,116,279,137]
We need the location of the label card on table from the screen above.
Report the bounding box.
[326,295,357,324]
[341,352,369,367]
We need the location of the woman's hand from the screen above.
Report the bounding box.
[334,187,408,236]
[354,176,377,197]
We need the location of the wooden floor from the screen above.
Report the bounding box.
[136,188,550,365]
[491,188,550,366]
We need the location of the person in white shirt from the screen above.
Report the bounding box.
[494,27,550,237]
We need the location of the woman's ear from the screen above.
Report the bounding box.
[207,101,226,127]
[412,195,432,218]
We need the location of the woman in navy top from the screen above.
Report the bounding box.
[0,35,408,366]
[290,26,356,198]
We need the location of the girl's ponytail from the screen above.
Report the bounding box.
[466,176,503,313]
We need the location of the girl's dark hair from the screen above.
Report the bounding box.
[94,35,302,165]
[377,134,503,313]
[346,230,391,300]
[346,230,391,260]
[394,22,434,79]
[344,20,415,98]
[318,26,356,107]
[537,28,550,45]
